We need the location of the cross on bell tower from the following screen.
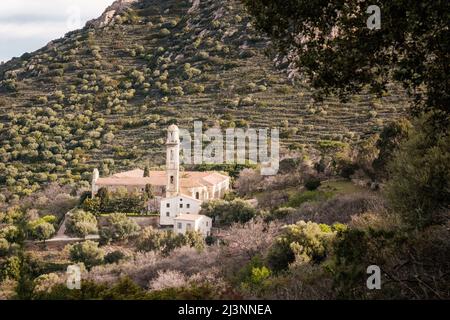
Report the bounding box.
[166,124,180,197]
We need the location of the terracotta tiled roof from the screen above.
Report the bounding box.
[112,169,146,178]
[95,170,229,190]
[96,171,166,186]
[201,172,229,185]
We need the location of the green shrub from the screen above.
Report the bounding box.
[251,266,271,286]
[159,28,171,37]
[37,96,48,105]
[186,83,205,94]
[65,210,98,237]
[330,225,396,299]
[264,207,296,222]
[386,116,450,228]
[339,163,358,179]
[68,240,104,269]
[32,273,61,296]
[236,256,272,294]
[0,256,21,280]
[0,225,20,243]
[287,190,333,208]
[100,213,140,244]
[0,238,10,257]
[275,85,292,94]
[30,222,55,241]
[1,79,17,92]
[82,197,101,213]
[103,194,145,214]
[27,215,56,241]
[373,118,412,178]
[85,190,145,214]
[239,96,254,106]
[104,250,126,264]
[137,227,204,255]
[171,86,184,96]
[183,64,202,79]
[31,277,143,300]
[200,199,258,225]
[304,177,321,191]
[267,221,335,272]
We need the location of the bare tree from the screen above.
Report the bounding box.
[220,219,280,260]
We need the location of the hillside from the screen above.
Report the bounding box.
[0,0,408,198]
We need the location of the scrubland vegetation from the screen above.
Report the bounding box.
[0,0,448,300]
[1,115,448,299]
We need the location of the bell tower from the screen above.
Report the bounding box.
[166,124,180,197]
[91,168,99,198]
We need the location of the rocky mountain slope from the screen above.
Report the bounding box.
[0,0,408,198]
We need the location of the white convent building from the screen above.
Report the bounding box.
[91,124,230,236]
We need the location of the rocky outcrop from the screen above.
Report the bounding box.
[188,0,201,14]
[85,0,138,28]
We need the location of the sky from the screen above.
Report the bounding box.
[0,0,115,63]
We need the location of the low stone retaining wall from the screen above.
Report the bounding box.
[97,215,159,228]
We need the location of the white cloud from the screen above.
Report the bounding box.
[0,0,115,62]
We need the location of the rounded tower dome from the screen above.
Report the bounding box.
[167,124,180,144]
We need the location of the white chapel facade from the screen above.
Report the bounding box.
[91,124,229,236]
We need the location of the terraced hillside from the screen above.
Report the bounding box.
[0,0,409,198]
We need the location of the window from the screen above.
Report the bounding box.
[170,150,174,160]
[206,221,209,227]
[187,204,190,209]
[177,223,182,229]
[166,203,170,208]
[195,192,200,199]
[170,176,174,184]
[166,212,170,217]
[186,223,192,231]
[180,203,183,208]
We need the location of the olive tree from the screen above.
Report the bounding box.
[68,240,104,269]
[100,213,140,244]
[65,210,98,237]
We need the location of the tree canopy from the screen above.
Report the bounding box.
[100,213,140,244]
[242,0,449,125]
[65,210,98,238]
